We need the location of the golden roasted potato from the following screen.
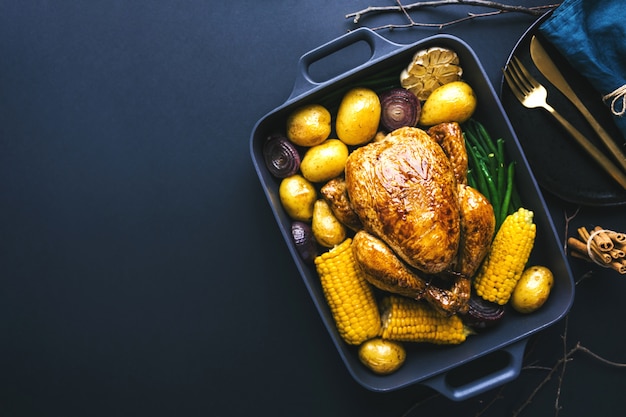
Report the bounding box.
[279,175,317,221]
[311,199,346,248]
[419,81,476,126]
[336,87,381,146]
[286,104,331,147]
[358,338,406,375]
[511,265,554,314]
[300,139,349,183]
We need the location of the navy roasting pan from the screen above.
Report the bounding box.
[250,29,575,401]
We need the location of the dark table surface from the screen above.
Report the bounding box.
[2,1,625,416]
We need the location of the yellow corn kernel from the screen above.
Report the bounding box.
[379,296,469,344]
[314,238,381,345]
[473,207,536,305]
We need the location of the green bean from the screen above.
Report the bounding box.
[464,128,490,159]
[478,158,501,223]
[464,121,481,150]
[467,170,478,189]
[500,162,516,225]
[463,119,524,228]
[487,153,498,178]
[466,143,490,201]
[495,139,506,200]
[474,120,498,156]
[496,138,506,167]
[496,162,506,204]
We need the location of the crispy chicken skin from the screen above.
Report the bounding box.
[456,184,496,277]
[352,230,426,299]
[342,124,495,315]
[320,177,363,232]
[427,122,468,185]
[433,273,471,315]
[345,126,461,275]
[353,230,470,315]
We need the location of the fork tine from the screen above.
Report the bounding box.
[503,57,533,101]
[511,56,540,89]
[503,69,528,104]
[507,57,533,96]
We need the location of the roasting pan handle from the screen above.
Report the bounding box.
[422,339,528,402]
[288,27,401,101]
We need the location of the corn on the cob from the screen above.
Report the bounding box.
[314,238,381,345]
[473,207,536,305]
[379,296,470,344]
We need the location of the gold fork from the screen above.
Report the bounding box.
[504,56,626,190]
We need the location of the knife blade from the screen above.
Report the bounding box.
[529,35,626,173]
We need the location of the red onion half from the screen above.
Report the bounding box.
[462,293,505,330]
[263,134,301,178]
[378,88,421,132]
[291,221,317,263]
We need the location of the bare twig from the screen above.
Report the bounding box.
[562,207,598,286]
[513,317,626,417]
[577,345,626,368]
[401,327,626,417]
[575,269,594,286]
[399,392,440,417]
[522,364,553,371]
[440,307,626,417]
[396,0,415,24]
[347,1,561,30]
[554,316,569,415]
[563,207,580,252]
[473,384,506,417]
[512,346,573,417]
[367,10,503,30]
[513,316,571,417]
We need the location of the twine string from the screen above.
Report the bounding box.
[586,228,613,268]
[603,85,626,117]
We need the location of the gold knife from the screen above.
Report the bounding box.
[529,35,626,174]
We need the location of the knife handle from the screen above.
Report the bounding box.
[545,103,626,190]
[530,35,626,173]
[565,90,626,173]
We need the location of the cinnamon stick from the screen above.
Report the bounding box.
[569,244,626,274]
[610,248,625,259]
[569,226,626,274]
[567,236,590,256]
[615,242,626,252]
[611,260,626,274]
[591,226,614,251]
[577,228,612,264]
[608,231,626,244]
[569,249,591,262]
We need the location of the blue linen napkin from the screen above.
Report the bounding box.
[540,0,626,143]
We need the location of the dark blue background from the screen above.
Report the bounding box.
[1,1,625,416]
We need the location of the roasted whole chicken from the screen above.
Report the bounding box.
[333,123,495,315]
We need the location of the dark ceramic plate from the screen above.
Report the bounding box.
[500,14,626,206]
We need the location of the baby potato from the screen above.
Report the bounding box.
[312,199,346,248]
[279,175,317,221]
[358,338,406,375]
[511,265,554,314]
[336,87,381,146]
[300,139,349,183]
[419,81,477,126]
[286,104,332,147]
